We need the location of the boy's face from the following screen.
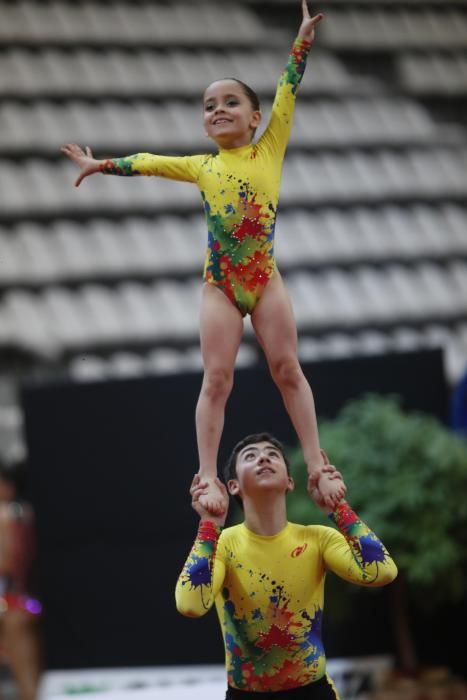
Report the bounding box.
[228,441,294,501]
[203,79,261,148]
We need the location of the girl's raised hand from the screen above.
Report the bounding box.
[61,143,99,187]
[297,0,323,44]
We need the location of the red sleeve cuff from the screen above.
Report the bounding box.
[197,520,221,543]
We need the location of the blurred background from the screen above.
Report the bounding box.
[0,0,466,698]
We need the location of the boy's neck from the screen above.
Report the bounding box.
[242,495,288,536]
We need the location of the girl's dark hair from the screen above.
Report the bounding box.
[223,433,290,508]
[230,79,261,112]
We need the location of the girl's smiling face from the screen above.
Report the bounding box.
[203,79,262,149]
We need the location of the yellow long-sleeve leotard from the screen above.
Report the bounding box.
[99,39,311,316]
[175,502,397,694]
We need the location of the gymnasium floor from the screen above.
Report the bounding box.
[36,657,393,700]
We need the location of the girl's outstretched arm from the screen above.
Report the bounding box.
[62,144,203,187]
[61,143,102,188]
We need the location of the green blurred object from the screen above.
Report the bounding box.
[287,393,467,674]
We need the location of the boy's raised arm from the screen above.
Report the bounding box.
[175,475,228,617]
[307,465,398,587]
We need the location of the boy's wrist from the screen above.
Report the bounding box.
[323,499,348,516]
[199,517,224,530]
[328,500,357,526]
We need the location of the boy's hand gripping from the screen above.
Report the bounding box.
[308,450,347,512]
[190,474,228,526]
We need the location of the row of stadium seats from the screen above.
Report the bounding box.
[0,1,270,46]
[398,53,467,95]
[1,148,466,217]
[1,97,450,153]
[66,323,467,388]
[3,2,465,51]
[2,263,466,353]
[319,7,467,49]
[1,205,466,285]
[0,48,371,98]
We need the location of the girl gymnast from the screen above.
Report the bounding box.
[62,1,345,515]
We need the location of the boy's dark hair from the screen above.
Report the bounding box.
[223,432,290,508]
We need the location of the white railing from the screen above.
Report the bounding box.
[39,656,394,700]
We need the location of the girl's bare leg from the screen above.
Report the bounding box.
[251,272,345,507]
[196,283,244,515]
[3,610,41,700]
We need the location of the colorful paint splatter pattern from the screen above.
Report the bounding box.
[99,39,311,316]
[175,504,397,692]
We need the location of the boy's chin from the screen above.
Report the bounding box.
[251,482,286,495]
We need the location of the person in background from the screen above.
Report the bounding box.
[0,459,42,700]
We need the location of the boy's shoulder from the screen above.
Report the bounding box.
[219,522,243,541]
[288,521,334,539]
[219,521,333,542]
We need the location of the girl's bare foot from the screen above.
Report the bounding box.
[198,475,227,517]
[317,471,346,509]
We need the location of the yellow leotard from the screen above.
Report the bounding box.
[175,503,397,693]
[99,39,311,316]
